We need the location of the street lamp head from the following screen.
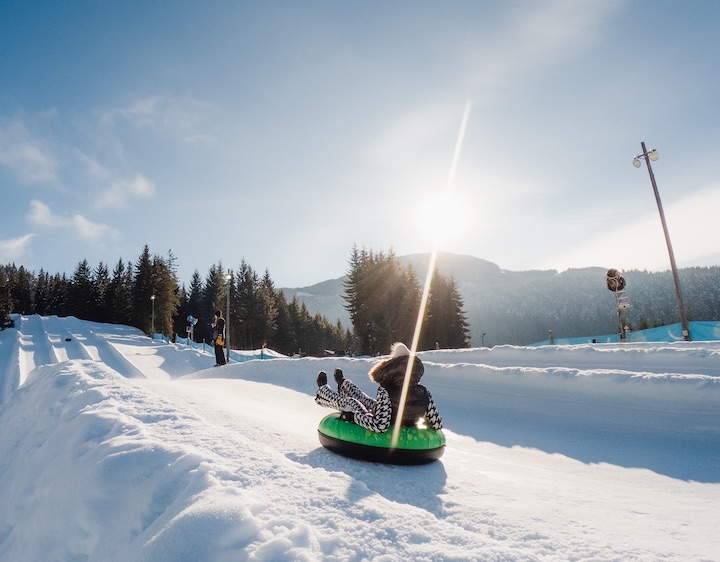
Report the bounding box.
[633,147,659,168]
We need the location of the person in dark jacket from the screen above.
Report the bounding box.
[315,342,442,433]
[211,310,226,366]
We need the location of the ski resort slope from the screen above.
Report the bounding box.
[1,315,719,561]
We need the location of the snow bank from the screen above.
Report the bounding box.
[1,316,719,560]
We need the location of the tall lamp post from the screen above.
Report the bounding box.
[225,270,232,362]
[150,293,156,337]
[633,142,690,341]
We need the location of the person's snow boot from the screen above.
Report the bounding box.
[334,368,344,389]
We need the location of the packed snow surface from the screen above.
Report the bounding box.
[1,315,719,561]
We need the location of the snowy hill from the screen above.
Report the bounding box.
[1,315,719,561]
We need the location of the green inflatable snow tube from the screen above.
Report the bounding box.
[317,413,445,465]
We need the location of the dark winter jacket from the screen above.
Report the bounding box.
[212,317,225,342]
[367,352,440,428]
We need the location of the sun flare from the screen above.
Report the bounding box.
[417,191,469,245]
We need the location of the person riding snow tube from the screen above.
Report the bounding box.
[314,342,445,464]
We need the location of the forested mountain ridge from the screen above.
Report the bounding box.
[283,252,720,346]
[4,249,717,349]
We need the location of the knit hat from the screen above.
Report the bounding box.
[368,342,423,386]
[389,342,411,358]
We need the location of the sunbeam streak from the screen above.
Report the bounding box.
[391,102,472,448]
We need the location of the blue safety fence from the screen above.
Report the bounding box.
[175,335,214,354]
[531,320,720,346]
[174,335,285,363]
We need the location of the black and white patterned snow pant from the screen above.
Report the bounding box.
[315,379,443,434]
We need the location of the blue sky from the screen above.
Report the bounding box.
[1,1,719,288]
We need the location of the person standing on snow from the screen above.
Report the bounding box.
[315,342,443,433]
[211,310,226,366]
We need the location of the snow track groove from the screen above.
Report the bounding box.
[11,315,148,386]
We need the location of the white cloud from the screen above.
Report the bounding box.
[100,94,218,142]
[548,183,720,272]
[71,148,156,210]
[27,200,118,241]
[73,149,112,183]
[0,121,59,185]
[94,174,156,210]
[0,234,34,262]
[466,0,624,92]
[365,104,460,166]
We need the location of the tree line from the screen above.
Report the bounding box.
[1,244,471,356]
[451,263,720,345]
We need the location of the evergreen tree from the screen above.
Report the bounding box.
[200,263,226,343]
[0,266,13,328]
[256,270,278,348]
[422,271,470,349]
[233,264,277,350]
[10,265,34,314]
[132,245,155,333]
[94,262,110,323]
[173,284,190,340]
[234,260,258,349]
[187,270,204,317]
[108,259,133,325]
[178,270,204,341]
[47,273,69,316]
[344,248,419,354]
[343,246,375,353]
[342,244,366,333]
[34,269,51,316]
[396,262,422,345]
[369,253,407,350]
[445,276,471,347]
[150,252,180,337]
[270,289,296,355]
[70,260,94,320]
[286,296,307,355]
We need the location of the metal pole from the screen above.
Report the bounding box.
[640,142,690,341]
[615,291,623,340]
[226,270,231,362]
[151,294,155,336]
